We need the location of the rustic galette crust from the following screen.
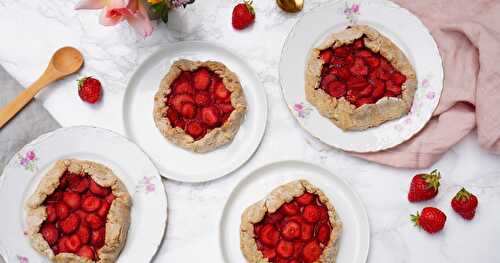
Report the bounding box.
[305,25,417,131]
[240,180,342,263]
[25,159,132,263]
[153,59,247,153]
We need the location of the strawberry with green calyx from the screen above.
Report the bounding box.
[408,169,441,202]
[451,187,478,220]
[78,77,102,104]
[232,0,255,30]
[411,207,446,234]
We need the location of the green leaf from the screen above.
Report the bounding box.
[161,7,169,23]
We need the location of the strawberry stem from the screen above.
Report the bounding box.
[454,187,471,201]
[422,169,441,190]
[410,212,421,227]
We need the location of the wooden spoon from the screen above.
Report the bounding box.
[277,0,304,13]
[0,47,84,129]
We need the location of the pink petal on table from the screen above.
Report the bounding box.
[74,0,105,10]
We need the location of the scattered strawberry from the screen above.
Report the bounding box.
[451,188,478,220]
[89,180,110,197]
[408,169,441,202]
[232,0,255,30]
[77,245,96,261]
[276,240,294,258]
[281,221,301,240]
[411,207,446,234]
[60,214,81,234]
[63,192,82,210]
[85,213,104,230]
[82,195,102,212]
[40,223,59,246]
[193,68,211,90]
[78,77,102,104]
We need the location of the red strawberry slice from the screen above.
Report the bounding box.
[385,80,402,95]
[60,214,81,234]
[355,49,373,58]
[390,72,407,85]
[82,195,102,212]
[177,71,192,82]
[346,77,368,89]
[41,223,59,246]
[331,58,345,68]
[353,38,364,49]
[300,223,313,241]
[77,245,96,261]
[58,237,70,253]
[319,206,329,221]
[46,191,63,203]
[63,192,82,210]
[355,97,375,107]
[46,204,57,223]
[350,58,368,76]
[56,202,70,220]
[345,54,355,65]
[75,210,89,221]
[194,92,211,106]
[280,202,299,216]
[65,234,82,253]
[293,241,305,258]
[193,68,211,90]
[77,224,90,244]
[173,80,194,95]
[333,46,350,58]
[260,247,276,260]
[171,94,195,113]
[359,85,374,98]
[218,103,234,114]
[302,205,321,223]
[366,56,381,68]
[259,224,280,247]
[380,59,394,73]
[320,74,336,90]
[97,201,110,218]
[317,223,331,244]
[276,240,294,258]
[346,89,360,104]
[296,192,314,205]
[180,102,197,119]
[254,224,263,236]
[326,81,346,98]
[281,221,301,240]
[302,240,322,263]
[91,228,105,248]
[89,180,110,197]
[214,82,231,101]
[319,49,333,63]
[105,193,115,204]
[166,108,179,125]
[185,121,207,139]
[336,67,351,80]
[200,106,220,127]
[85,213,104,230]
[69,177,90,193]
[372,79,385,99]
[264,212,284,225]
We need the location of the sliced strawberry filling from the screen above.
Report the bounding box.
[40,170,116,261]
[318,37,407,107]
[253,193,332,263]
[164,68,235,140]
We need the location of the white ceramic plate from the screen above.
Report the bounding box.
[0,126,167,263]
[280,0,443,152]
[123,41,268,182]
[219,160,370,263]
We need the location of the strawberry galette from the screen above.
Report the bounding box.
[305,25,417,131]
[25,159,132,263]
[240,180,342,263]
[153,59,247,152]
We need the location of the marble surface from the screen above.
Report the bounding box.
[1,0,500,262]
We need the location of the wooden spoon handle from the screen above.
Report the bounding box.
[0,69,59,129]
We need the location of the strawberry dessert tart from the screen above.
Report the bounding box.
[153,59,247,153]
[305,25,417,131]
[25,159,132,263]
[240,180,342,263]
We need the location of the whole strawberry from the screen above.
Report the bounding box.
[408,169,441,202]
[232,0,255,30]
[78,77,102,104]
[411,207,447,234]
[451,188,478,220]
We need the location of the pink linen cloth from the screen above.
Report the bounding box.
[353,0,500,168]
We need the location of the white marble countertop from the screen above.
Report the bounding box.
[1,0,500,262]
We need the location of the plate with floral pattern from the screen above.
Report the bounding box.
[280,0,443,152]
[0,126,167,262]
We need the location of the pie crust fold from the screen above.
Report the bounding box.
[25,159,132,263]
[240,179,342,263]
[153,59,247,152]
[305,25,417,131]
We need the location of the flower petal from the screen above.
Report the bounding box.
[99,7,124,26]
[125,3,153,37]
[75,0,105,10]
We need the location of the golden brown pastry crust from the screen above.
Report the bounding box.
[240,180,342,263]
[153,59,247,153]
[25,159,132,263]
[305,25,417,131]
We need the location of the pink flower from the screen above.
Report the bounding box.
[75,0,153,37]
[294,103,304,111]
[26,150,36,161]
[351,4,359,13]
